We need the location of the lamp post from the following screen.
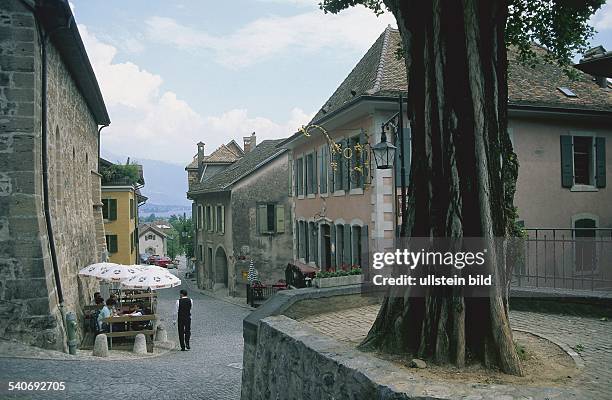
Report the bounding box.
[372,94,408,237]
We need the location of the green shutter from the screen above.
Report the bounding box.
[560,135,574,188]
[395,127,411,187]
[257,205,267,234]
[595,137,606,188]
[343,224,351,266]
[313,151,318,194]
[276,205,285,233]
[358,130,366,188]
[109,199,117,221]
[330,224,336,268]
[341,139,350,191]
[361,225,369,270]
[221,205,225,234]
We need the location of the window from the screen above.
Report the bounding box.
[306,153,317,195]
[335,224,344,266]
[130,230,135,253]
[574,136,593,185]
[130,198,135,219]
[197,205,203,230]
[216,205,225,234]
[257,203,285,234]
[574,217,597,273]
[296,158,304,196]
[206,206,212,231]
[333,141,345,192]
[145,234,155,241]
[102,199,117,220]
[561,135,606,188]
[106,235,118,253]
[308,222,318,264]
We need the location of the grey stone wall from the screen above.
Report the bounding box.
[231,155,293,296]
[0,1,102,350]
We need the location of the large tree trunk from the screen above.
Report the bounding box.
[361,0,522,375]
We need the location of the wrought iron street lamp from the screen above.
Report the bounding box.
[371,126,396,170]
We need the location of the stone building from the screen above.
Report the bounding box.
[0,0,110,349]
[185,139,244,188]
[187,139,293,297]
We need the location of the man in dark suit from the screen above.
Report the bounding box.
[174,289,193,351]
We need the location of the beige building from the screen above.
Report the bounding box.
[280,27,611,289]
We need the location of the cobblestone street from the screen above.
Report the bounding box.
[0,270,250,400]
[300,304,612,399]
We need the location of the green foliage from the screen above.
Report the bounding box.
[514,341,527,361]
[316,268,362,278]
[320,0,605,74]
[101,164,141,185]
[168,214,194,258]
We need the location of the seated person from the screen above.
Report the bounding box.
[97,299,114,333]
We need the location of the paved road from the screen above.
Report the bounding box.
[0,269,250,400]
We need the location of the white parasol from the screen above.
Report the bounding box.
[78,262,121,278]
[120,268,181,290]
[95,264,146,282]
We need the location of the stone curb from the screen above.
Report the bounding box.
[513,328,585,369]
[0,339,177,362]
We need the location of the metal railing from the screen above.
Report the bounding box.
[246,283,288,308]
[511,228,612,291]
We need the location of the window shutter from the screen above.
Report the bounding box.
[330,224,336,268]
[295,221,300,258]
[358,129,366,188]
[293,160,298,196]
[341,139,349,191]
[330,145,336,192]
[595,137,606,188]
[395,127,411,187]
[109,199,117,221]
[313,223,319,265]
[288,156,293,197]
[320,147,327,193]
[343,224,351,266]
[221,206,225,234]
[560,135,574,188]
[276,205,285,233]
[257,205,267,234]
[313,151,318,194]
[360,225,369,270]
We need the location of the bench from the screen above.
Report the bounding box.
[102,315,157,351]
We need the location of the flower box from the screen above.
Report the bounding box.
[313,274,362,288]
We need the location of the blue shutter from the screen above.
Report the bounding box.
[596,137,606,188]
[320,147,328,193]
[560,136,573,188]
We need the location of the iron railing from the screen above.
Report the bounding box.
[511,228,612,291]
[246,283,288,308]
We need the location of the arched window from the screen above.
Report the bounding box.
[573,216,597,273]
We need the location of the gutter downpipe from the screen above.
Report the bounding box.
[97,125,109,173]
[34,2,74,339]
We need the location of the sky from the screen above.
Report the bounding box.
[72,0,612,166]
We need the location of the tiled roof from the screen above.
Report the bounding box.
[188,140,286,195]
[309,27,611,125]
[185,142,243,169]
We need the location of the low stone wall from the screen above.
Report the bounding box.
[241,286,584,399]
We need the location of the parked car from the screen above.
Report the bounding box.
[139,253,148,264]
[147,254,160,265]
[155,256,172,268]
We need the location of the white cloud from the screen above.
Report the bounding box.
[145,7,396,68]
[79,25,312,164]
[592,3,612,30]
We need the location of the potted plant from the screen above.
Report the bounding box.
[313,265,362,288]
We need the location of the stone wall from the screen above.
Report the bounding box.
[0,1,102,349]
[231,154,293,296]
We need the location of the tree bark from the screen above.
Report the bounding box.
[361,0,522,375]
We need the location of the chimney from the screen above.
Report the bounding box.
[578,45,609,88]
[197,142,205,176]
[243,132,256,153]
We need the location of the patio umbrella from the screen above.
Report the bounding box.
[120,268,181,290]
[78,262,121,278]
[247,259,259,283]
[96,264,146,282]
